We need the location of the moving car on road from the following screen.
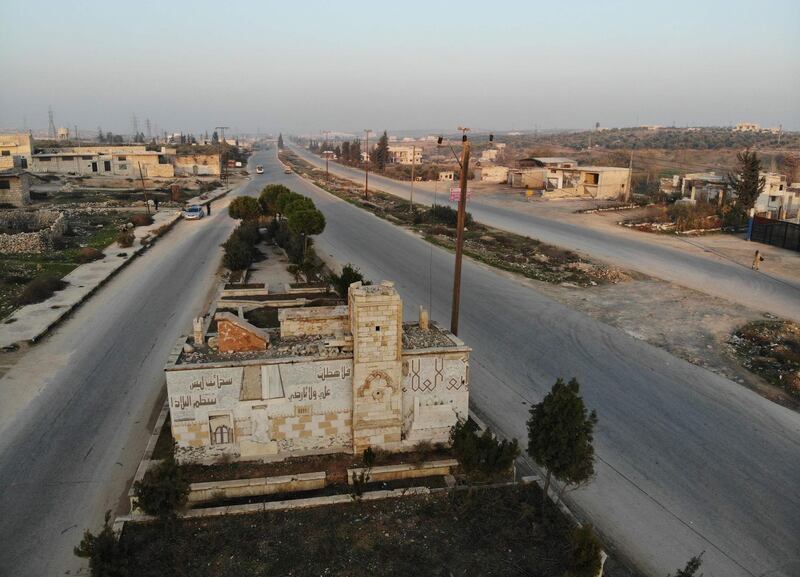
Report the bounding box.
[284,167,292,174]
[182,205,204,220]
[256,165,264,174]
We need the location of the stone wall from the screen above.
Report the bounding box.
[279,305,349,338]
[172,154,221,176]
[0,209,65,254]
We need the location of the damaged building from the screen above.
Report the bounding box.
[165,281,471,464]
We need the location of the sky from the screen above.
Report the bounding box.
[2,0,799,136]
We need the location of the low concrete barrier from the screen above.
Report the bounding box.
[347,459,458,485]
[220,284,269,298]
[188,471,326,504]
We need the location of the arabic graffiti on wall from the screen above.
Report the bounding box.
[167,367,244,421]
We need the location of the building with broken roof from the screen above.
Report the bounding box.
[165,281,470,463]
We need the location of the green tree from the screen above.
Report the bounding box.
[527,378,598,511]
[328,263,370,297]
[284,196,316,218]
[132,452,190,519]
[374,130,390,170]
[259,184,291,216]
[276,190,302,216]
[73,511,128,577]
[449,419,520,482]
[288,208,325,257]
[211,130,219,145]
[223,234,256,271]
[277,133,284,149]
[727,149,765,222]
[668,553,704,577]
[228,196,262,220]
[565,525,603,577]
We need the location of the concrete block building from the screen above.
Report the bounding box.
[166,281,470,463]
[473,165,509,183]
[0,169,31,207]
[0,133,33,169]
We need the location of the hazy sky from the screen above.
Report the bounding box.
[2,0,799,135]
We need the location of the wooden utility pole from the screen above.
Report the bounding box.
[625,148,634,202]
[364,129,372,199]
[410,145,416,212]
[138,162,151,216]
[450,129,471,336]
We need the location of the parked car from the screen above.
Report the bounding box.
[182,205,204,220]
[256,165,264,174]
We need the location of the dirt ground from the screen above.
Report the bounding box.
[531,275,798,410]
[118,484,611,577]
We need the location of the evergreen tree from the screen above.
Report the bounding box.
[374,130,390,170]
[211,130,219,145]
[527,377,598,512]
[97,127,105,143]
[277,133,284,149]
[73,511,127,577]
[341,141,350,163]
[728,149,765,221]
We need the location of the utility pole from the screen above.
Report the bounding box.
[450,127,471,336]
[625,147,634,202]
[138,163,151,216]
[215,125,230,185]
[322,130,332,181]
[364,129,372,199]
[409,144,416,212]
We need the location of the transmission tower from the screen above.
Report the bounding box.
[132,113,139,140]
[145,118,152,140]
[48,106,56,139]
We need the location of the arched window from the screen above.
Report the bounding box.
[212,424,232,445]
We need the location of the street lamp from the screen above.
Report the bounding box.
[363,129,372,199]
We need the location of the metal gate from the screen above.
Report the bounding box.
[751,216,800,252]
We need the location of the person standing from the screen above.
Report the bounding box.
[153,197,159,212]
[752,250,765,271]
[206,201,211,216]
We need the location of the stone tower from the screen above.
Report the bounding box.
[349,281,403,453]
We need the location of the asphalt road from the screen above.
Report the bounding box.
[0,166,267,576]
[290,144,800,323]
[277,149,799,577]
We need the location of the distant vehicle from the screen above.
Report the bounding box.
[284,168,292,174]
[256,165,264,174]
[182,205,204,220]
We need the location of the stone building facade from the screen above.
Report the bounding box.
[0,170,31,207]
[165,281,470,463]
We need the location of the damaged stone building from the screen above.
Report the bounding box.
[165,281,471,463]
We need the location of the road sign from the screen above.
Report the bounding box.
[449,186,471,202]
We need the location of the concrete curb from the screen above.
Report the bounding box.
[127,401,170,514]
[119,485,433,525]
